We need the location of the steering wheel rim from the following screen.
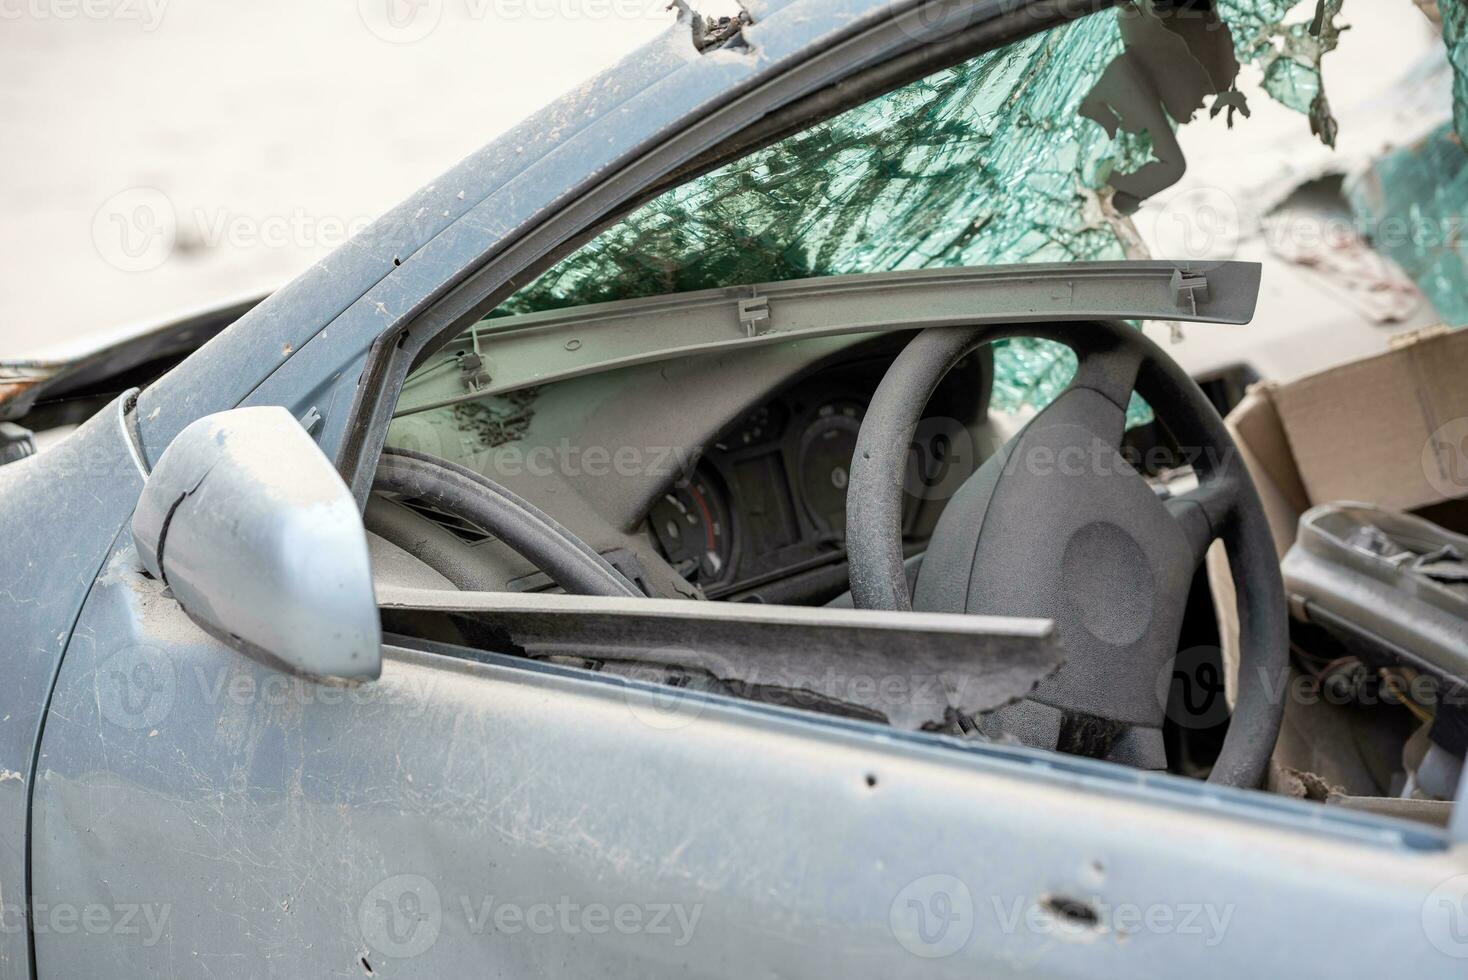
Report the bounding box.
[373,448,643,598]
[846,320,1287,788]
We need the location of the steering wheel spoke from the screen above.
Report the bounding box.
[1069,334,1146,417]
[1164,478,1237,570]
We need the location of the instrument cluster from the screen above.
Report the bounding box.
[647,350,985,598]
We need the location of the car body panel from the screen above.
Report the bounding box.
[30,539,1465,975]
[0,399,145,976]
[0,293,265,426]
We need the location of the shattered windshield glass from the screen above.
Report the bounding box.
[435,1,1355,422]
[1439,0,1468,142]
[1347,121,1468,327]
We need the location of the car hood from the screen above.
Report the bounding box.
[0,292,266,422]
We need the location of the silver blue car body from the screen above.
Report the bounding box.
[3,0,1468,976]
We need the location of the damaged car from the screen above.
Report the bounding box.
[2,0,1468,976]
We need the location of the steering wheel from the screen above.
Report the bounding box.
[846,321,1287,788]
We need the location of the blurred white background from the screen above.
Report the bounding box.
[0,0,699,358]
[0,0,1448,366]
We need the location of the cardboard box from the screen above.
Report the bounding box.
[1227,326,1468,554]
[1268,326,1468,515]
[1207,326,1468,700]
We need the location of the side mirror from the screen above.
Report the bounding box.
[132,406,381,680]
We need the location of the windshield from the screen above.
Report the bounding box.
[416,1,1363,423]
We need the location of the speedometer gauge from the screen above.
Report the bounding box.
[797,400,864,539]
[649,468,734,585]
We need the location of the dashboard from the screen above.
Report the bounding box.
[645,349,988,602]
[379,333,994,605]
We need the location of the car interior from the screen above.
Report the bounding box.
[364,276,1467,830]
[377,330,991,604]
[352,6,1468,826]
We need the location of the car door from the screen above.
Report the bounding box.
[30,523,1468,978]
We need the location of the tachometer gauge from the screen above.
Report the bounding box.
[797,400,864,540]
[649,468,734,585]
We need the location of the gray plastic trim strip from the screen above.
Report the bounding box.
[394,260,1262,416]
